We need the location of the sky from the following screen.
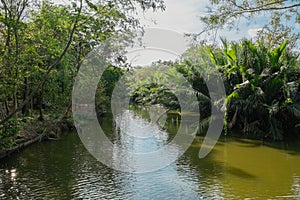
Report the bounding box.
[53,0,299,65]
[136,0,265,40]
[127,0,268,66]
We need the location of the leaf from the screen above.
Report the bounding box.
[85,0,98,11]
[269,117,283,141]
[225,91,240,104]
[287,102,300,117]
[208,48,217,65]
[269,40,288,68]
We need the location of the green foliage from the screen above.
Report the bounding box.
[95,66,124,111]
[124,65,181,109]
[210,39,300,140]
[0,119,23,150]
[0,0,165,148]
[0,120,21,138]
[200,0,300,48]
[129,40,300,140]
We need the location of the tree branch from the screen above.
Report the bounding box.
[0,0,83,125]
[232,0,287,12]
[232,2,300,16]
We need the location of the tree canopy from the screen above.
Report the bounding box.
[200,0,300,48]
[0,0,165,125]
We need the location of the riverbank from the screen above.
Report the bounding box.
[0,117,74,159]
[1,106,299,161]
[1,109,300,199]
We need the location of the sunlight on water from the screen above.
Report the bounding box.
[0,107,300,199]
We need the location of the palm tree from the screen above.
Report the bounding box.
[209,39,300,140]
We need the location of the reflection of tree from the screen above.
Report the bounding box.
[0,134,78,198]
[180,143,226,198]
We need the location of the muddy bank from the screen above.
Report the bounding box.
[0,118,75,159]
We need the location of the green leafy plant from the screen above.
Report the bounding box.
[0,119,23,150]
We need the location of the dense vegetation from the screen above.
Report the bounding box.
[0,0,164,149]
[129,40,300,140]
[0,0,299,151]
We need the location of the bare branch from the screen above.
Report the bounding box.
[232,2,300,16]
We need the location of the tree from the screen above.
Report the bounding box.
[0,0,165,124]
[200,0,300,47]
[209,39,300,140]
[0,0,30,116]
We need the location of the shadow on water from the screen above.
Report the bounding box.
[0,132,136,199]
[0,105,300,199]
[225,165,256,179]
[263,141,300,156]
[232,138,263,148]
[0,132,79,199]
[211,135,300,156]
[75,106,300,199]
[184,142,256,180]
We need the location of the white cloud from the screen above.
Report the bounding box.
[131,0,267,65]
[126,0,209,66]
[126,28,190,66]
[137,1,267,42]
[247,28,262,38]
[137,0,208,33]
[126,49,177,66]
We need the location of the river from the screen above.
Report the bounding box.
[0,107,300,199]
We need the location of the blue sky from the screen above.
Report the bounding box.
[127,0,300,65]
[136,0,268,40]
[54,0,299,65]
[128,0,271,66]
[53,0,299,41]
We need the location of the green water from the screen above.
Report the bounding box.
[0,108,300,199]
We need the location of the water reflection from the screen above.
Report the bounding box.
[0,107,300,199]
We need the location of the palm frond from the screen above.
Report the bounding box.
[269,117,283,141]
[286,102,300,117]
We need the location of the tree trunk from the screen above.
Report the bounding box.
[38,91,44,121]
[228,108,238,129]
[22,77,30,116]
[0,0,83,125]
[13,87,18,118]
[4,98,9,115]
[63,103,72,119]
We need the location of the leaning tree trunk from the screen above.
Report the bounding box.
[0,0,82,125]
[4,98,9,115]
[228,108,238,129]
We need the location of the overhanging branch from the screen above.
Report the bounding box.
[0,0,83,125]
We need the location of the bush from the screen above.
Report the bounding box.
[0,119,22,150]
